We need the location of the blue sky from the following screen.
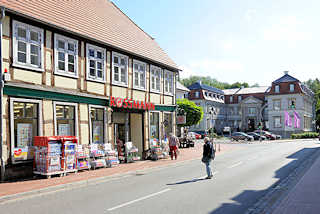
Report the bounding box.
[113,0,320,86]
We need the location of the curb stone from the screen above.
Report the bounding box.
[244,143,320,214]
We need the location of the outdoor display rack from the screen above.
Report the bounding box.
[125,142,140,163]
[104,143,119,168]
[76,144,91,171]
[61,136,78,174]
[89,143,106,169]
[33,136,64,178]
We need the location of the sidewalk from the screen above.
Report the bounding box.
[272,150,320,214]
[0,142,237,199]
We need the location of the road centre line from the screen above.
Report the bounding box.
[228,161,243,168]
[107,188,171,211]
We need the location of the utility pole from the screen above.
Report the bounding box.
[0,7,5,182]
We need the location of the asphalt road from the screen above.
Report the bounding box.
[1,140,319,214]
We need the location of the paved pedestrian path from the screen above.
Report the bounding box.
[0,142,237,199]
[272,148,320,214]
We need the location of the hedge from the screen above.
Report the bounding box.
[291,132,319,139]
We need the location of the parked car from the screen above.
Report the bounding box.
[247,132,266,141]
[254,130,276,140]
[195,130,208,139]
[231,132,254,141]
[187,132,196,140]
[189,132,201,139]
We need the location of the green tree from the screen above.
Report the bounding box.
[304,78,320,130]
[176,99,203,127]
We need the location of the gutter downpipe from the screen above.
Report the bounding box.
[0,7,5,182]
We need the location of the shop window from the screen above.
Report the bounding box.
[90,107,105,144]
[164,113,173,138]
[55,104,77,136]
[13,102,39,148]
[150,65,161,92]
[133,60,146,90]
[150,112,160,145]
[87,44,106,82]
[112,52,128,86]
[164,70,174,94]
[54,34,78,77]
[13,20,44,70]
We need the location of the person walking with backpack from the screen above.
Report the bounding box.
[202,137,215,179]
[169,133,179,160]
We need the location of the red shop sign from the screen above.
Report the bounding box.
[110,96,155,110]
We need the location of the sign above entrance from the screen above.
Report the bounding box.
[110,96,155,111]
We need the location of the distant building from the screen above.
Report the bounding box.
[184,72,315,138]
[176,81,190,100]
[187,81,226,133]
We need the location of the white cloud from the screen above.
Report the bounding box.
[262,16,312,44]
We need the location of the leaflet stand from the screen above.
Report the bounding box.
[61,136,78,175]
[125,142,140,163]
[104,143,119,168]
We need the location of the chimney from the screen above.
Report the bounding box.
[284,71,289,75]
[197,80,202,85]
[240,86,244,89]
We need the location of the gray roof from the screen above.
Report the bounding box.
[223,86,270,95]
[176,82,190,92]
[273,74,299,84]
[187,82,224,94]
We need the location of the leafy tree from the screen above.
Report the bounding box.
[180,75,251,90]
[304,78,320,130]
[176,99,203,127]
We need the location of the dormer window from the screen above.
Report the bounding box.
[275,85,280,93]
[230,96,233,103]
[238,96,242,102]
[290,84,294,92]
[195,91,200,98]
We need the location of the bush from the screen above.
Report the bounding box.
[291,132,319,139]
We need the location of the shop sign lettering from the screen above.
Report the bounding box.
[110,96,155,110]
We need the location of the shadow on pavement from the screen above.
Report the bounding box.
[166,178,206,185]
[208,147,320,214]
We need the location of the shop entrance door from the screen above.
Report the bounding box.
[114,124,126,145]
[130,113,143,158]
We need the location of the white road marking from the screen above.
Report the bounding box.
[228,161,243,168]
[107,188,171,211]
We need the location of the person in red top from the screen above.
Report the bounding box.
[169,133,179,160]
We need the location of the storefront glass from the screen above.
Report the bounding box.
[91,108,104,144]
[150,112,160,144]
[164,113,173,138]
[56,105,75,136]
[13,102,38,147]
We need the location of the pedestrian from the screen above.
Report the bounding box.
[202,137,215,179]
[169,133,179,160]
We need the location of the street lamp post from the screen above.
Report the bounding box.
[0,7,5,182]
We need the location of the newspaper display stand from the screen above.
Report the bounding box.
[33,136,64,178]
[148,139,169,160]
[77,144,91,170]
[90,144,106,169]
[61,136,78,174]
[104,143,119,168]
[125,142,140,163]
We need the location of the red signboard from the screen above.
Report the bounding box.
[110,96,155,110]
[176,115,186,125]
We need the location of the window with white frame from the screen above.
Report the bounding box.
[274,116,281,128]
[150,65,161,92]
[112,52,128,86]
[164,70,174,94]
[133,60,146,90]
[275,85,280,93]
[13,20,44,70]
[238,96,242,102]
[195,91,200,98]
[230,96,233,103]
[248,107,256,115]
[86,44,106,82]
[290,84,294,92]
[274,99,281,110]
[54,34,78,77]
